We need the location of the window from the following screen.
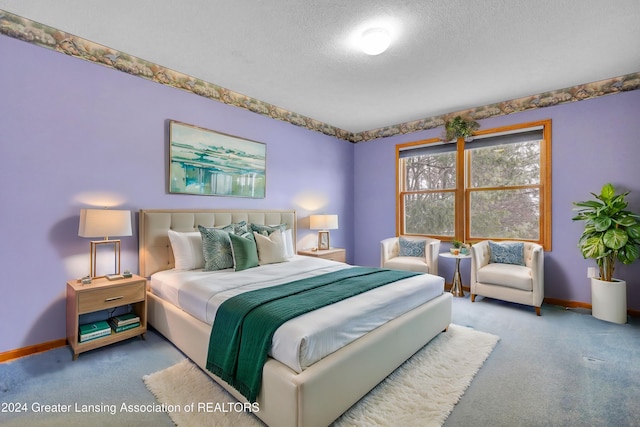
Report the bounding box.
[397,120,551,250]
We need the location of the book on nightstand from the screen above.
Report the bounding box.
[111,313,140,327]
[108,318,140,333]
[79,321,111,342]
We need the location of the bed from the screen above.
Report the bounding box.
[139,209,452,427]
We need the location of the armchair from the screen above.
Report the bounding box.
[380,236,440,275]
[470,240,544,315]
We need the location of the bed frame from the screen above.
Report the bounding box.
[139,209,452,427]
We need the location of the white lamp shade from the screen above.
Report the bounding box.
[309,214,339,230]
[78,209,132,238]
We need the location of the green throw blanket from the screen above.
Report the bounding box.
[206,267,420,402]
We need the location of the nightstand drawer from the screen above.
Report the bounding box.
[323,252,346,262]
[78,282,145,313]
[297,248,346,263]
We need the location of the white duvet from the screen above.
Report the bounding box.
[150,256,444,373]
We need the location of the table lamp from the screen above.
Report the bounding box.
[78,208,132,279]
[309,214,338,250]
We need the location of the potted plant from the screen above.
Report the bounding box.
[450,239,470,255]
[572,183,640,323]
[443,116,479,142]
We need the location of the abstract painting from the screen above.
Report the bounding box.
[169,121,266,198]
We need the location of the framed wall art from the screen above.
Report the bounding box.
[169,120,266,198]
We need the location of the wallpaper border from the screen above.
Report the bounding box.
[2,10,639,143]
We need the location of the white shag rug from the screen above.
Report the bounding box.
[143,324,499,427]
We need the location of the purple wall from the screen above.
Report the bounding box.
[354,89,640,311]
[2,32,639,354]
[0,35,354,353]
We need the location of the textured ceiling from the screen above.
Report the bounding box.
[1,0,639,134]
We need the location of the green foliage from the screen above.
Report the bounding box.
[404,192,455,236]
[572,183,640,281]
[444,116,479,141]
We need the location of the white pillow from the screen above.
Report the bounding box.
[257,225,294,258]
[253,230,288,265]
[282,228,294,258]
[167,230,204,270]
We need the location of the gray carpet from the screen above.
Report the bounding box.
[446,296,640,427]
[1,295,638,426]
[0,330,183,426]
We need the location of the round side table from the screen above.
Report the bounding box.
[439,252,472,297]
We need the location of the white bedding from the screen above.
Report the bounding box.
[150,256,444,373]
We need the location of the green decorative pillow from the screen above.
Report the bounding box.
[250,223,287,236]
[198,225,234,271]
[489,241,525,266]
[399,237,426,258]
[229,232,259,271]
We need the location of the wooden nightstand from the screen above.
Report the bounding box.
[66,274,147,360]
[297,248,346,263]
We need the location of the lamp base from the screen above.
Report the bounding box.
[317,231,330,250]
[89,239,121,278]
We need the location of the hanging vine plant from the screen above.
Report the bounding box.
[443,115,479,141]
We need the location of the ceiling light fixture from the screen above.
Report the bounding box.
[360,28,391,55]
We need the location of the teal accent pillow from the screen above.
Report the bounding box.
[250,223,286,236]
[399,237,426,257]
[489,241,525,266]
[229,232,259,271]
[198,225,234,271]
[230,221,249,235]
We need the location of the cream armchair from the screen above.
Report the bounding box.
[470,240,544,315]
[380,236,440,275]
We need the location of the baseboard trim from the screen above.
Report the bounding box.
[543,297,591,310]
[444,284,470,293]
[543,297,639,318]
[0,339,67,363]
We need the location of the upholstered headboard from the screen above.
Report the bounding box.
[138,209,297,277]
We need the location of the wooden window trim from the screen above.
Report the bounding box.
[396,119,552,250]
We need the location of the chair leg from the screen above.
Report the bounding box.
[470,294,476,302]
[535,306,541,316]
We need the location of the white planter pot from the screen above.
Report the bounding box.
[591,277,627,324]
